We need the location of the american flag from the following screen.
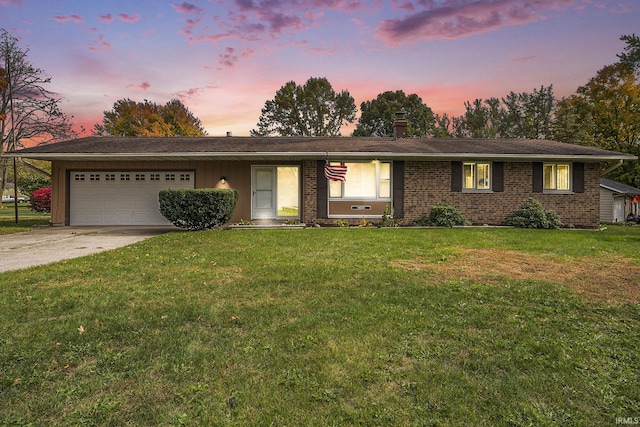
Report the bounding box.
[324,163,348,182]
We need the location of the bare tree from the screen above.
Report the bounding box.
[0,29,75,201]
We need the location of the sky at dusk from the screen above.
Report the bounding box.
[1,0,638,137]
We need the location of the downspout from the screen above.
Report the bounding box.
[602,159,623,176]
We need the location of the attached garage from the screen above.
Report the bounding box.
[69,171,194,226]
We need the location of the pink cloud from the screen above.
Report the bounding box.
[218,47,257,68]
[89,33,112,53]
[118,13,140,23]
[308,0,372,13]
[172,2,204,14]
[126,82,151,90]
[173,86,219,100]
[181,0,376,45]
[189,32,235,44]
[0,0,23,5]
[609,2,633,14]
[232,1,308,35]
[376,0,575,43]
[172,1,206,39]
[53,14,84,23]
[390,0,415,12]
[304,46,338,55]
[179,16,203,37]
[98,14,114,23]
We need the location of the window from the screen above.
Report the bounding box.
[74,173,85,181]
[180,173,190,181]
[105,174,115,181]
[463,162,491,190]
[277,167,299,217]
[329,161,392,200]
[165,174,175,181]
[150,173,160,181]
[89,174,100,181]
[120,173,130,181]
[135,173,145,181]
[543,163,571,191]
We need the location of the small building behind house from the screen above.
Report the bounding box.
[600,178,640,223]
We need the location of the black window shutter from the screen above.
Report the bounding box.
[573,162,585,193]
[393,161,404,217]
[492,162,504,192]
[532,162,543,193]
[317,161,327,218]
[451,161,462,192]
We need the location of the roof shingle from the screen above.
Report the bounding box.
[9,136,636,162]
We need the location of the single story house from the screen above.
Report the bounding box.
[600,177,640,223]
[7,121,636,228]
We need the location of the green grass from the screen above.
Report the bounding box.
[0,204,50,234]
[1,227,638,426]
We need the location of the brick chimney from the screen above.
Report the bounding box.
[393,109,407,139]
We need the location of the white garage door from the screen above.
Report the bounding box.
[70,171,194,226]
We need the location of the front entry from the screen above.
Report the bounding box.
[251,166,300,220]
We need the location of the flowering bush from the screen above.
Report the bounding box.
[30,187,51,213]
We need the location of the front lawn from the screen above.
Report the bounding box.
[1,227,638,426]
[0,204,50,234]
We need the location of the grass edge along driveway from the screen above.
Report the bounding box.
[1,227,639,426]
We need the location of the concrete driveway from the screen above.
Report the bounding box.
[0,226,178,273]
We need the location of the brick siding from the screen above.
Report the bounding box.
[302,160,317,224]
[403,161,600,228]
[304,160,601,228]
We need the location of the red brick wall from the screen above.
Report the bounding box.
[304,160,601,228]
[302,160,317,224]
[403,161,600,228]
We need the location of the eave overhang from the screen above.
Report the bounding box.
[4,151,637,162]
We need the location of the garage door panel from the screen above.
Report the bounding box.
[70,171,194,226]
[117,213,133,224]
[87,200,106,210]
[87,213,107,224]
[102,213,119,224]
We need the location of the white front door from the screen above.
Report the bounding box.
[252,167,277,219]
[251,166,301,220]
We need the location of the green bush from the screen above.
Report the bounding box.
[159,188,238,230]
[504,197,563,229]
[415,202,470,227]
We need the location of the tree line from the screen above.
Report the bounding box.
[249,34,639,185]
[1,28,639,190]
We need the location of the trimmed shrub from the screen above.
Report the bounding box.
[30,187,51,213]
[416,202,470,227]
[159,188,238,230]
[504,197,563,229]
